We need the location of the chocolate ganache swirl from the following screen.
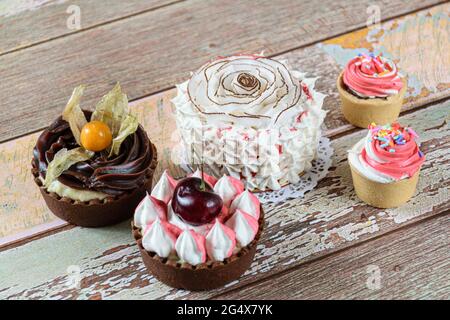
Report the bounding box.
[33,111,153,196]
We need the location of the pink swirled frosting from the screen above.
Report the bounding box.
[350,123,425,182]
[343,54,404,98]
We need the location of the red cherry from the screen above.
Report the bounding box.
[171,177,223,226]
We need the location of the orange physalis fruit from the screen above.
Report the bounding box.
[80,121,112,152]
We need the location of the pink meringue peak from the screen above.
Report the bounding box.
[343,53,403,98]
[142,218,178,258]
[134,193,167,229]
[151,170,178,204]
[214,174,245,207]
[225,209,259,247]
[230,189,260,220]
[175,229,207,265]
[206,219,236,261]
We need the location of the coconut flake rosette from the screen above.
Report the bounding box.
[348,122,425,208]
[172,54,326,191]
[337,53,407,128]
[132,170,264,290]
[32,84,157,227]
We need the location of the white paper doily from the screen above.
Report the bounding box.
[255,136,333,203]
[177,136,333,204]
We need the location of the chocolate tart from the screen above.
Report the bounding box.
[32,108,158,228]
[32,142,157,227]
[31,141,156,227]
[132,206,264,291]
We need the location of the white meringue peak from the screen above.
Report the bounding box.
[225,209,259,247]
[206,219,236,261]
[175,229,207,265]
[134,193,167,229]
[214,174,244,207]
[142,218,178,258]
[190,169,217,187]
[229,189,260,220]
[151,170,178,204]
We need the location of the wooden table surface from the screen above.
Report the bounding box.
[0,0,449,300]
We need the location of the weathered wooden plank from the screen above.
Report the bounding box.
[213,213,450,300]
[0,0,445,142]
[0,0,180,54]
[308,3,450,135]
[0,100,447,299]
[1,4,449,244]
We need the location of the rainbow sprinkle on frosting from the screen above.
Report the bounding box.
[356,53,393,76]
[368,122,419,153]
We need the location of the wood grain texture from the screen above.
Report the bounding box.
[1,4,448,243]
[213,213,450,300]
[0,101,447,299]
[247,1,450,136]
[314,3,450,135]
[0,0,180,54]
[0,0,445,142]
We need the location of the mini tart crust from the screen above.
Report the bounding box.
[337,72,407,128]
[349,163,420,209]
[31,141,158,227]
[132,206,265,291]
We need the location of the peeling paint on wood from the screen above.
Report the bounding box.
[0,0,445,141]
[0,101,447,300]
[0,1,449,300]
[0,0,67,18]
[1,5,450,242]
[319,4,450,99]
[214,214,450,300]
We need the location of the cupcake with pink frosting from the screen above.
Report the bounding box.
[348,123,425,208]
[337,53,406,128]
[131,170,264,290]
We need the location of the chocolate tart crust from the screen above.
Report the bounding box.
[32,142,158,228]
[132,206,265,291]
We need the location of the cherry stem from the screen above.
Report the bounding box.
[200,164,206,191]
[199,132,206,191]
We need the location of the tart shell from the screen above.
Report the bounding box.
[31,141,158,228]
[132,206,264,291]
[337,72,407,128]
[349,163,420,209]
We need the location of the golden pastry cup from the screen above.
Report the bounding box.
[337,72,407,128]
[349,163,420,209]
